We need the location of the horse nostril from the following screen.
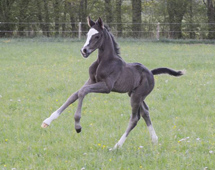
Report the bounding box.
[83,48,87,54]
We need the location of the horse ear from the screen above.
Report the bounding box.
[97,17,104,29]
[87,16,95,27]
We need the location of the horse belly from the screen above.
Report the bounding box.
[112,70,140,93]
[112,81,132,93]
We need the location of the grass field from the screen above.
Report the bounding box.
[0,38,215,169]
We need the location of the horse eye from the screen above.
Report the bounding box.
[95,36,99,39]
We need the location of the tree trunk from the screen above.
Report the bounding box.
[167,0,188,39]
[17,0,30,37]
[116,0,122,37]
[36,0,45,36]
[0,0,16,37]
[43,0,50,37]
[206,0,215,39]
[132,0,142,38]
[79,0,88,35]
[53,0,60,37]
[105,0,113,24]
[69,2,77,38]
[62,1,67,37]
[188,0,195,39]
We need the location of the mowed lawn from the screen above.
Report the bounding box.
[0,39,215,169]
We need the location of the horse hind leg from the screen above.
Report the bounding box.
[113,95,141,149]
[113,110,140,149]
[140,101,158,144]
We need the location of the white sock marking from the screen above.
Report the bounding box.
[43,111,60,125]
[148,125,158,144]
[113,133,127,149]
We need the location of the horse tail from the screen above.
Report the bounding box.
[151,67,185,77]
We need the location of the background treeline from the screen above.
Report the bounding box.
[0,0,215,39]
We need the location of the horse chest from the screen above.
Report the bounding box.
[89,59,123,84]
[89,63,109,82]
[95,67,111,82]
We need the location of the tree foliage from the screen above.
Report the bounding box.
[0,0,213,39]
[203,0,215,39]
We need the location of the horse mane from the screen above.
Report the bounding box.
[104,25,120,56]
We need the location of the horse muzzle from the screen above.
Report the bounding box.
[81,47,91,58]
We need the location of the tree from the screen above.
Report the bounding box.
[132,0,142,37]
[36,0,46,36]
[62,0,67,37]
[53,0,60,37]
[167,0,188,39]
[69,1,78,38]
[43,0,50,37]
[203,0,215,39]
[79,0,88,35]
[104,0,113,24]
[116,0,122,37]
[17,0,30,36]
[0,0,16,37]
[188,0,195,38]
[0,0,213,39]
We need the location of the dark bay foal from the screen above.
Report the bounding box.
[41,17,184,149]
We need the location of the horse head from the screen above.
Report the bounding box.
[81,17,105,58]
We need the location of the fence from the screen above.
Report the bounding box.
[0,22,214,40]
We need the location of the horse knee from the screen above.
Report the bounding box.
[130,113,140,125]
[78,88,87,98]
[143,101,149,110]
[74,114,81,122]
[142,110,149,118]
[133,117,139,126]
[128,116,139,131]
[142,111,152,126]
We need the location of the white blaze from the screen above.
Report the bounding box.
[82,28,99,49]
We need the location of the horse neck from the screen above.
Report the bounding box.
[98,30,116,61]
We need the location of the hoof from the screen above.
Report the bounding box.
[113,143,121,150]
[75,124,82,133]
[76,128,82,133]
[41,122,49,128]
[152,136,158,145]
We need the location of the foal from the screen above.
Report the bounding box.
[41,17,184,149]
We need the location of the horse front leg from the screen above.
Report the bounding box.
[74,81,111,133]
[41,91,79,128]
[41,79,93,128]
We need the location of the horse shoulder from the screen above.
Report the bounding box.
[89,61,99,82]
[95,58,123,82]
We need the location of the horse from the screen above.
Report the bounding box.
[41,17,184,149]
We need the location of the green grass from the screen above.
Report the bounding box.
[0,38,215,169]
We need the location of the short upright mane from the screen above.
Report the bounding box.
[104,25,120,56]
